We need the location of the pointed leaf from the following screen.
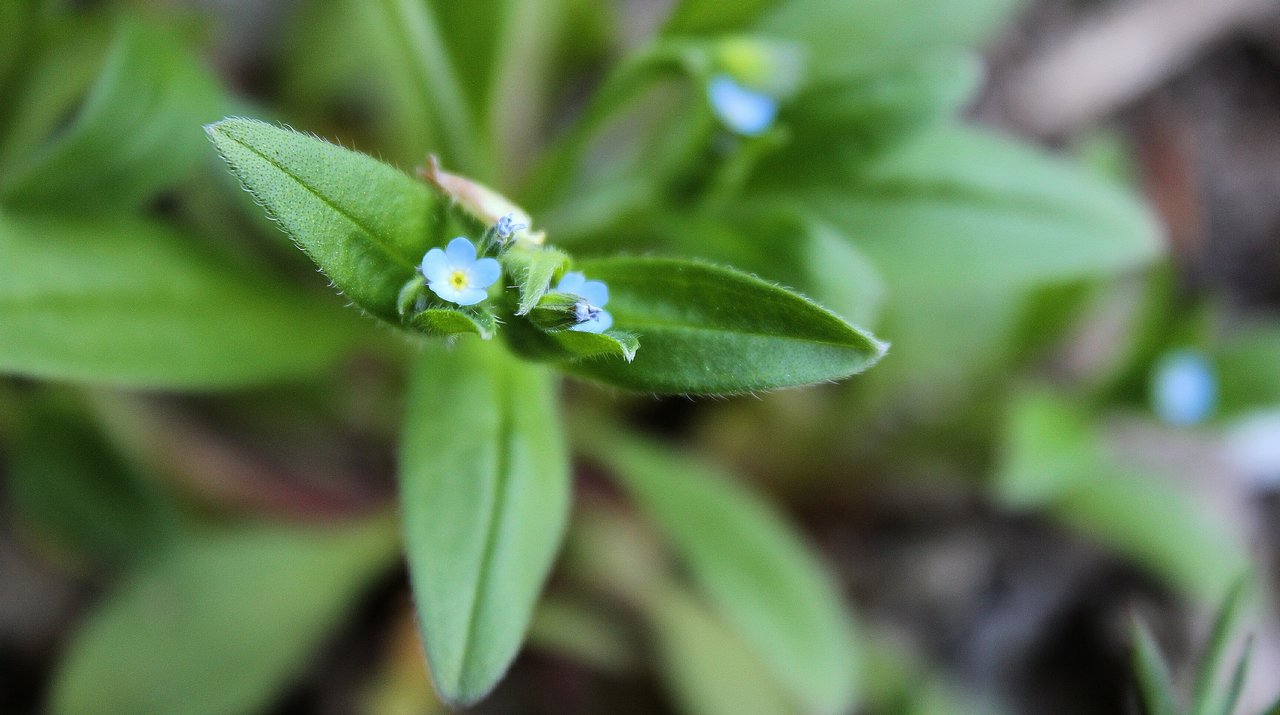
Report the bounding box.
[400,341,570,705]
[565,256,886,394]
[1,19,224,213]
[1132,618,1181,715]
[648,587,803,715]
[0,212,359,388]
[411,307,497,339]
[587,433,861,715]
[51,519,399,715]
[205,117,437,323]
[1193,576,1250,714]
[504,246,570,315]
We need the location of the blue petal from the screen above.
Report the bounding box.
[469,257,501,289]
[571,308,612,334]
[556,271,585,295]
[454,287,488,306]
[428,280,465,305]
[421,248,450,283]
[445,236,476,266]
[1151,349,1217,426]
[708,74,777,137]
[578,280,608,307]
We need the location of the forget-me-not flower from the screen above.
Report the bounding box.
[1150,349,1217,426]
[707,74,778,137]
[421,237,501,306]
[495,213,528,241]
[555,271,612,333]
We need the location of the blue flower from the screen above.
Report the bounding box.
[707,74,778,137]
[495,213,528,241]
[555,271,612,333]
[1150,349,1217,426]
[420,237,501,306]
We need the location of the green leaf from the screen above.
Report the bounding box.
[1217,635,1254,715]
[997,390,1247,599]
[565,257,886,394]
[1215,325,1280,417]
[587,432,861,715]
[1193,576,1250,715]
[753,51,983,186]
[1,19,224,213]
[757,0,1022,81]
[648,587,803,715]
[50,518,399,715]
[400,341,570,706]
[411,307,498,339]
[663,0,780,34]
[1132,617,1181,715]
[205,117,438,323]
[0,212,360,388]
[504,246,570,315]
[7,394,180,565]
[807,125,1160,401]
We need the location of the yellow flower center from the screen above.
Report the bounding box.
[449,270,468,290]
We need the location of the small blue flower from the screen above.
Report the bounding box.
[495,213,528,241]
[420,237,501,306]
[707,74,778,137]
[1150,349,1217,426]
[555,271,612,333]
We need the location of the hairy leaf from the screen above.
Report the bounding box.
[206,117,437,323]
[566,256,886,394]
[400,341,570,705]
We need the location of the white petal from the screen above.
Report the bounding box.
[469,257,501,289]
[445,236,476,266]
[421,248,450,282]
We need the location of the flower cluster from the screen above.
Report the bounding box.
[416,216,612,335]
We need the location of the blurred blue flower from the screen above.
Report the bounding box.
[707,74,777,137]
[421,237,501,306]
[1150,349,1217,426]
[555,271,612,333]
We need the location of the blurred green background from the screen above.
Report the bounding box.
[3,0,1280,713]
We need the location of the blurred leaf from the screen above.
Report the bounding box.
[399,341,570,706]
[997,390,1247,599]
[429,0,561,177]
[648,587,802,715]
[589,432,860,715]
[1132,618,1181,715]
[206,118,438,324]
[1193,577,1250,715]
[754,51,983,185]
[0,15,109,170]
[7,396,179,565]
[757,0,1022,81]
[1,19,224,213]
[51,518,399,715]
[1215,325,1280,417]
[350,0,481,172]
[567,256,886,394]
[810,125,1160,401]
[526,597,637,674]
[0,212,359,388]
[662,0,779,34]
[1216,635,1253,715]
